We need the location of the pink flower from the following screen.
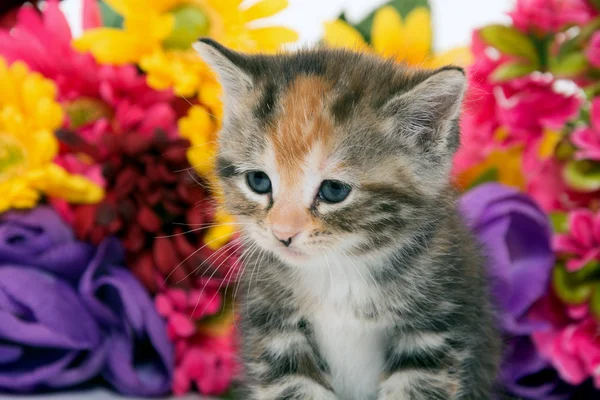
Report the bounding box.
[510,0,598,33]
[0,0,178,151]
[554,209,600,271]
[586,31,600,68]
[173,333,238,396]
[155,278,239,395]
[532,295,600,389]
[572,97,600,161]
[497,75,582,145]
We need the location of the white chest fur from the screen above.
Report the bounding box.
[299,257,389,400]
[310,304,387,400]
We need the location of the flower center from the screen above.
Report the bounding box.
[0,134,28,183]
[64,98,113,130]
[163,5,210,50]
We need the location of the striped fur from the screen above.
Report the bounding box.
[195,39,501,400]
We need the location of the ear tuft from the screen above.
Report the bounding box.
[193,38,254,99]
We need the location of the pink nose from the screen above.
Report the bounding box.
[272,228,300,247]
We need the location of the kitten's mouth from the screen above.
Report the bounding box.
[279,246,306,259]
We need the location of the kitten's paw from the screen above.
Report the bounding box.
[249,376,338,400]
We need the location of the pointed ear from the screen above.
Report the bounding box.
[383,67,466,155]
[193,38,255,100]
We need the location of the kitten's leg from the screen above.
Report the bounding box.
[377,331,462,400]
[244,325,337,400]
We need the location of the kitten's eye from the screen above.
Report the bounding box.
[246,171,272,194]
[318,180,351,203]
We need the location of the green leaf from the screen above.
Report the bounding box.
[591,0,600,11]
[549,52,589,78]
[491,61,537,82]
[99,0,123,29]
[346,0,430,43]
[553,264,593,305]
[563,160,600,192]
[549,212,569,234]
[479,25,539,64]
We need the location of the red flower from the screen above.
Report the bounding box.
[63,131,239,292]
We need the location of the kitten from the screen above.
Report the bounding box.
[194,38,501,400]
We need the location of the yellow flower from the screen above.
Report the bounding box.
[75,0,298,97]
[0,58,104,213]
[324,6,472,68]
[456,146,526,190]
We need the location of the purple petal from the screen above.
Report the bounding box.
[0,343,22,364]
[48,344,107,388]
[0,349,76,392]
[0,267,100,348]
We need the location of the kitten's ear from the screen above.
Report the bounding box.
[193,38,255,99]
[383,67,466,155]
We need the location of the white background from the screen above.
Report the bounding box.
[2,0,512,399]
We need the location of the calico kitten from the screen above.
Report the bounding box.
[194,38,500,400]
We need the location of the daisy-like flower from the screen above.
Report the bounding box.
[0,58,103,212]
[323,6,472,68]
[75,0,298,96]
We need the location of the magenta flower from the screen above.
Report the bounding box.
[572,97,600,161]
[532,295,600,390]
[554,209,600,271]
[586,31,600,68]
[509,0,597,33]
[496,75,582,145]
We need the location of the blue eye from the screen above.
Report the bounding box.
[246,171,272,194]
[318,180,351,203]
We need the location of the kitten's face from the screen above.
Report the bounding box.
[195,40,466,267]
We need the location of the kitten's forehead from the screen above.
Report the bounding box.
[268,75,337,181]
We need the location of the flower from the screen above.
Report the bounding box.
[155,279,239,395]
[509,0,598,34]
[496,75,582,146]
[0,207,93,282]
[74,0,297,96]
[323,6,472,68]
[460,183,555,335]
[61,131,238,293]
[0,57,103,213]
[0,206,175,395]
[0,0,178,145]
[533,295,600,389]
[0,207,102,392]
[572,97,600,161]
[0,266,103,392]
[79,238,174,396]
[586,32,600,68]
[501,336,574,399]
[554,209,600,271]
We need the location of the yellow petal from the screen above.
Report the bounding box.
[401,7,432,66]
[242,0,288,22]
[539,129,562,159]
[75,29,153,64]
[426,46,473,69]
[323,20,368,51]
[247,27,299,52]
[371,6,405,57]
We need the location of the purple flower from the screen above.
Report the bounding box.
[460,183,559,398]
[79,238,174,396]
[460,183,555,335]
[0,207,173,395]
[0,266,103,392]
[0,207,93,282]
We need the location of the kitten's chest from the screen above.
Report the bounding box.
[309,304,389,400]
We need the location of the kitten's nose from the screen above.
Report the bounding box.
[272,229,299,247]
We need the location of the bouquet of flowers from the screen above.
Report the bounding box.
[453,0,600,397]
[0,0,296,396]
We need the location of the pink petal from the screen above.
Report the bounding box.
[169,313,196,338]
[82,0,102,30]
[167,288,188,311]
[570,210,596,248]
[44,0,72,43]
[172,368,192,396]
[154,294,173,316]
